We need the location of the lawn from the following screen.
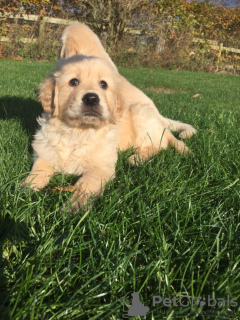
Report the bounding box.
[0,59,239,320]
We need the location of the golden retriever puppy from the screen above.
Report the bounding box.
[24,55,122,210]
[60,23,197,164]
[24,26,196,212]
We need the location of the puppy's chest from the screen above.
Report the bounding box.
[35,125,97,174]
[34,121,119,175]
[53,130,96,174]
[58,132,90,162]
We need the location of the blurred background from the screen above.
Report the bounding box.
[0,0,240,73]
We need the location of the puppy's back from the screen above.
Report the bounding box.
[60,23,117,71]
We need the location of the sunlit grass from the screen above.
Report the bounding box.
[0,59,240,319]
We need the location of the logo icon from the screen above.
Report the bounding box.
[119,291,149,318]
[196,297,206,307]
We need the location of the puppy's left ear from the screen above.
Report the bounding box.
[38,75,59,116]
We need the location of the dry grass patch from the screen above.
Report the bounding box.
[146,86,186,94]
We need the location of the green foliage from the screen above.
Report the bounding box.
[0,21,63,61]
[0,0,62,16]
[0,60,240,319]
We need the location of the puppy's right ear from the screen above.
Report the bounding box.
[38,75,56,114]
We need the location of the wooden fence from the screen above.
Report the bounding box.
[192,38,240,55]
[0,12,77,45]
[1,11,240,70]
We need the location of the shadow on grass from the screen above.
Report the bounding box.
[0,214,31,319]
[0,96,42,135]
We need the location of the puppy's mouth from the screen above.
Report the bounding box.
[82,107,102,118]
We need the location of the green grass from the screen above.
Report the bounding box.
[0,59,240,320]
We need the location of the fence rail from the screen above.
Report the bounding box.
[0,12,77,25]
[192,38,240,54]
[1,11,240,67]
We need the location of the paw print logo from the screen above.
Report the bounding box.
[196,297,206,307]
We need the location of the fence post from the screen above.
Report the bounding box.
[38,16,46,47]
[216,42,223,71]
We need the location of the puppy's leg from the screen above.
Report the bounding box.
[165,129,190,154]
[68,167,115,212]
[23,158,55,190]
[160,116,197,139]
[127,104,190,165]
[128,129,189,165]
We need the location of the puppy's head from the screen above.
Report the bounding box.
[39,55,123,128]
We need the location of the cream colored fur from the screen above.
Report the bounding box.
[24,56,120,210]
[60,23,197,163]
[24,24,197,212]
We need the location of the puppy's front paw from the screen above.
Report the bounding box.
[63,189,95,214]
[21,176,41,190]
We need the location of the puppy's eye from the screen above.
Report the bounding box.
[100,80,108,90]
[69,78,79,86]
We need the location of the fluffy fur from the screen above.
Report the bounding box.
[24,24,197,211]
[60,23,197,163]
[24,56,121,210]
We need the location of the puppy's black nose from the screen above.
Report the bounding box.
[82,93,99,106]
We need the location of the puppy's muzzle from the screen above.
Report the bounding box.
[82,93,102,117]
